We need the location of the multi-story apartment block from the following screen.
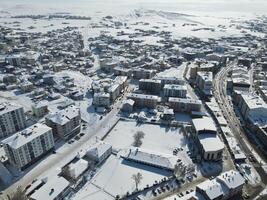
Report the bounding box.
[163,84,187,98]
[132,69,156,80]
[139,79,161,94]
[168,97,202,113]
[0,102,26,138]
[93,92,111,108]
[196,71,213,96]
[45,105,81,140]
[127,93,159,108]
[108,83,120,102]
[2,123,55,170]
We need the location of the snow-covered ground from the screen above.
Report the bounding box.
[105,121,188,155]
[72,154,172,199]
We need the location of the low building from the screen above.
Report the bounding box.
[121,148,177,171]
[32,101,49,117]
[127,93,159,108]
[163,84,187,98]
[86,141,112,163]
[65,158,89,182]
[192,117,224,161]
[139,79,161,94]
[29,176,71,200]
[168,97,202,113]
[196,170,245,200]
[0,102,26,138]
[217,170,245,198]
[45,105,81,140]
[2,123,55,170]
[93,92,110,108]
[196,179,224,200]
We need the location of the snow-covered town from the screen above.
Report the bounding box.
[0,0,267,200]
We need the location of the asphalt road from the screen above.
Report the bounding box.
[1,89,127,197]
[213,61,267,185]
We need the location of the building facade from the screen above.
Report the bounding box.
[2,123,55,170]
[163,84,187,98]
[45,105,81,140]
[0,102,26,138]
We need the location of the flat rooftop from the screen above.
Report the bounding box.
[2,123,52,149]
[0,102,23,115]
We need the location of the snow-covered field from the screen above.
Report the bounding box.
[105,121,191,163]
[73,155,172,199]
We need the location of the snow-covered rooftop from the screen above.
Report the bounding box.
[86,141,112,159]
[198,134,224,153]
[197,179,224,200]
[30,176,69,200]
[217,170,245,190]
[46,105,80,125]
[121,147,177,170]
[192,116,217,133]
[2,123,52,149]
[0,102,23,115]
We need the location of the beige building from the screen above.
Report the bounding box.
[45,105,81,140]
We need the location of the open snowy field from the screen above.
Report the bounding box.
[105,120,191,158]
[73,154,172,199]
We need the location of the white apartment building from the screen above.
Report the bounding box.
[2,123,55,170]
[0,102,26,138]
[45,105,81,140]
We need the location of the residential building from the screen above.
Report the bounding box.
[168,97,202,113]
[121,99,135,113]
[127,93,159,108]
[45,105,81,140]
[163,84,187,98]
[132,69,156,79]
[93,93,110,108]
[32,101,48,117]
[0,102,26,138]
[29,176,71,200]
[86,142,112,163]
[108,83,120,102]
[196,170,245,200]
[2,123,55,170]
[139,79,161,94]
[196,71,213,96]
[114,76,128,92]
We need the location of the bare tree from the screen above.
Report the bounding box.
[132,172,143,190]
[6,186,27,200]
[132,131,145,147]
